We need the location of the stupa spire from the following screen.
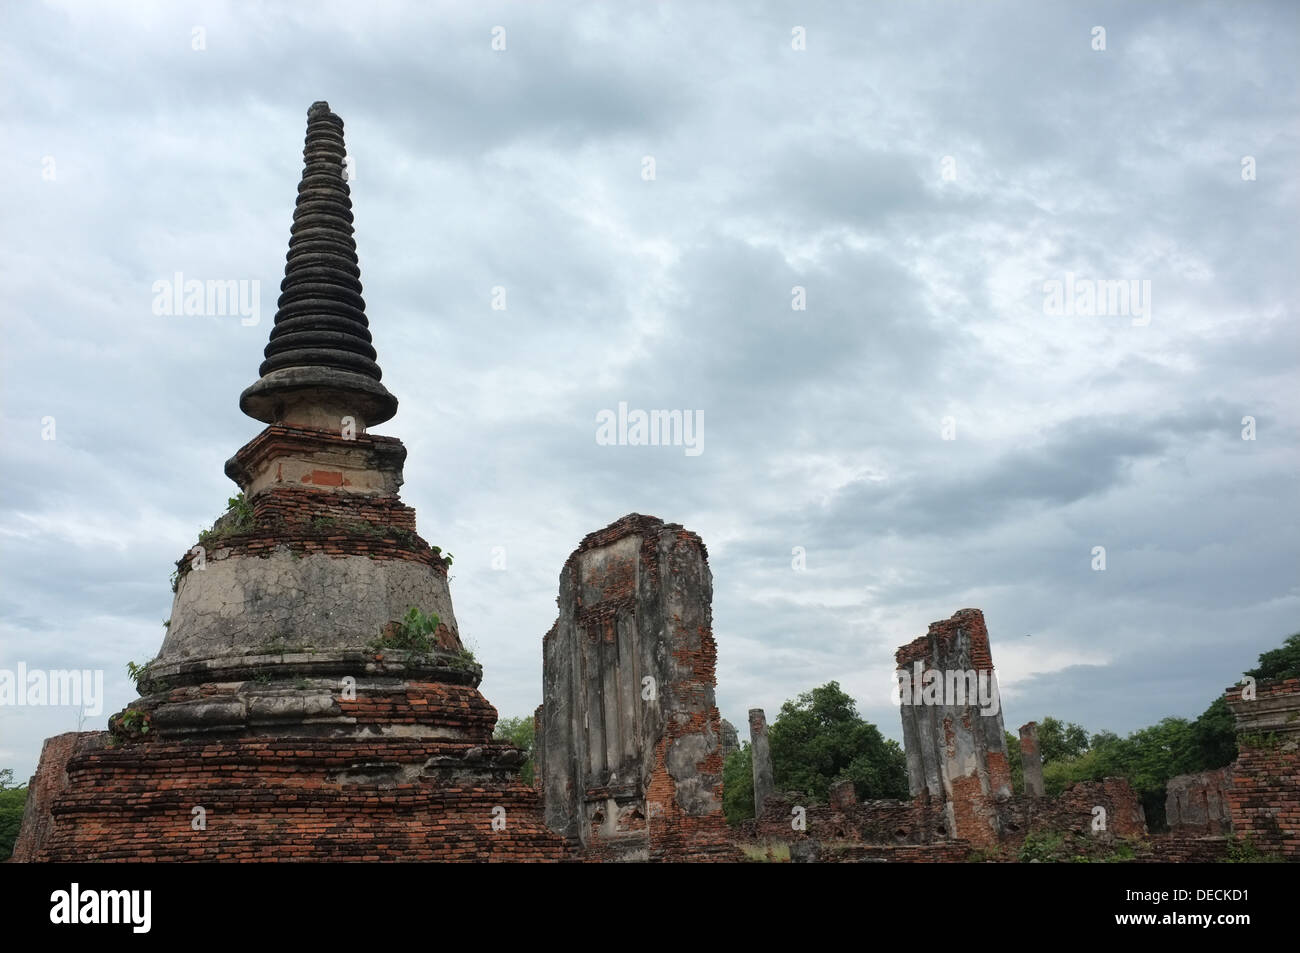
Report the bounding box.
[239,101,398,429]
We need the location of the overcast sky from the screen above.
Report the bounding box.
[2,0,1297,780]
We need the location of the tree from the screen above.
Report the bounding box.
[1036,717,1089,765]
[0,769,27,861]
[767,682,908,804]
[1041,718,1197,829]
[722,744,754,825]
[1024,629,1295,830]
[1188,695,1236,769]
[1004,731,1024,793]
[1246,632,1300,681]
[493,715,535,786]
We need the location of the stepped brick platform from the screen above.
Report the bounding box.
[34,732,569,862]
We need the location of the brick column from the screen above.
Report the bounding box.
[749,708,775,817]
[1019,721,1044,797]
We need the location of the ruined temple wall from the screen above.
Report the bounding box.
[1166,766,1235,835]
[1001,778,1147,841]
[744,792,945,845]
[1225,677,1300,859]
[10,731,105,863]
[895,608,1010,846]
[538,514,729,860]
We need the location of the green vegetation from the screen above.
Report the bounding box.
[1018,828,1140,863]
[0,769,27,861]
[738,842,789,863]
[722,743,755,824]
[1011,631,1295,829]
[366,608,474,675]
[1223,833,1284,863]
[721,681,907,825]
[494,715,535,786]
[198,492,254,545]
[110,707,152,741]
[768,682,908,804]
[1245,632,1300,681]
[448,647,478,673]
[1034,708,1235,829]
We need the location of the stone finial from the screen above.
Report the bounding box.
[239,101,398,431]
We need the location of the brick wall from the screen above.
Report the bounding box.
[1225,677,1300,859]
[35,736,572,862]
[10,732,104,863]
[1002,778,1147,840]
[23,677,573,862]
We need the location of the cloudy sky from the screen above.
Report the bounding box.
[2,0,1297,779]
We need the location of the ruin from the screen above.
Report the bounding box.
[534,514,732,860]
[748,708,775,818]
[737,609,1150,861]
[720,718,739,758]
[1165,767,1234,835]
[896,609,1013,846]
[11,103,1297,865]
[735,611,1299,863]
[1223,677,1300,859]
[14,102,569,862]
[1019,721,1045,798]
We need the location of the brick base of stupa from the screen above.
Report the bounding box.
[28,676,574,862]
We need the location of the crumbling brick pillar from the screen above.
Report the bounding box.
[1225,677,1300,859]
[539,514,729,861]
[1166,767,1234,834]
[895,608,1011,846]
[1019,721,1045,798]
[829,778,857,812]
[749,707,775,817]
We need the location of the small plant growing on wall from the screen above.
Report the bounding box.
[125,658,159,690]
[370,606,441,657]
[198,492,255,545]
[109,707,153,742]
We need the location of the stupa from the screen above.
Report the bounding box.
[21,103,571,861]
